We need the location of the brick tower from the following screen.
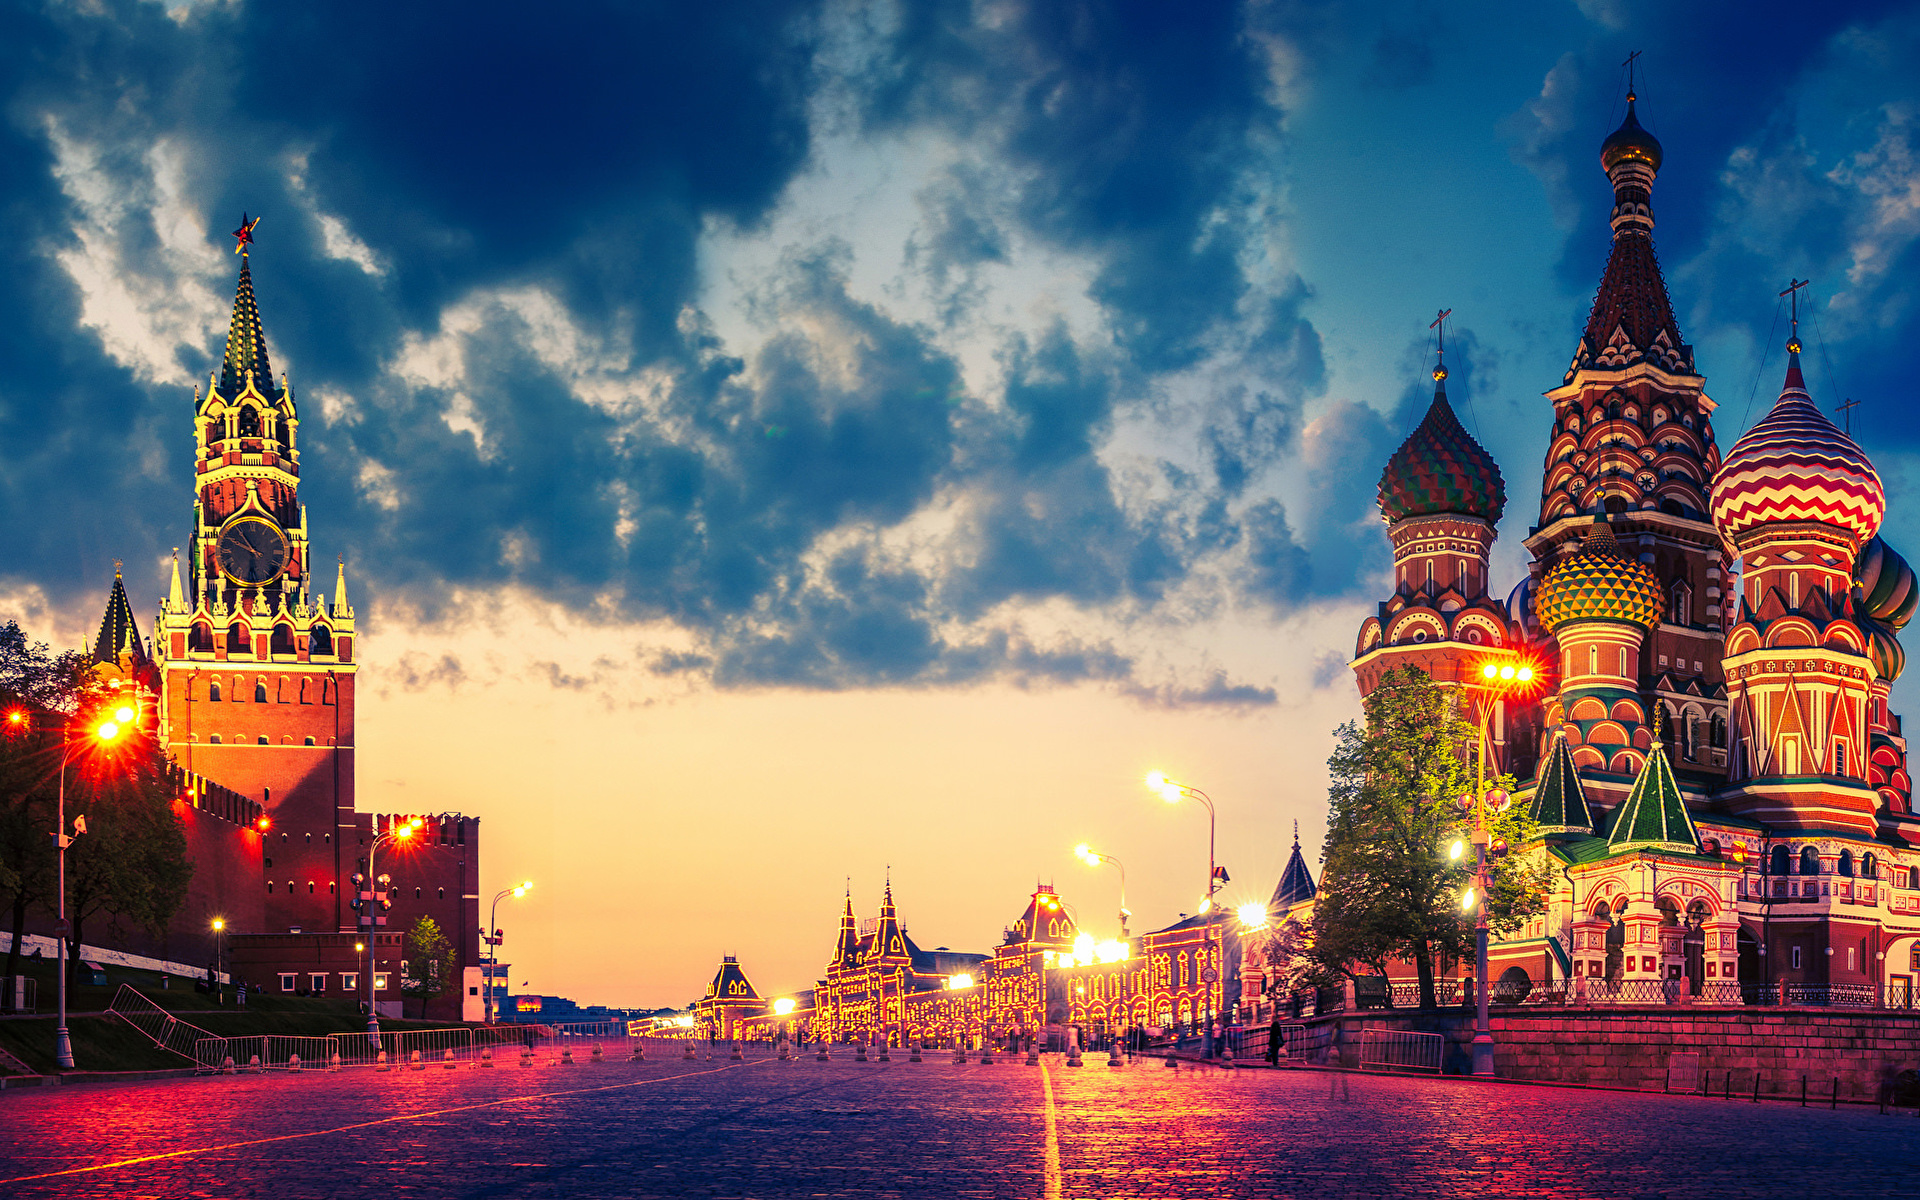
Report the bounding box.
[152,218,358,935]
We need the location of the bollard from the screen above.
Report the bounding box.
[482,1047,494,1068]
[221,1055,236,1075]
[519,1046,533,1068]
[411,1049,425,1072]
[331,1051,342,1072]
[979,1042,994,1065]
[953,1044,967,1064]
[730,1041,742,1062]
[632,1042,647,1063]
[377,1049,390,1072]
[1108,1041,1124,1068]
[684,1042,696,1061]
[561,1045,575,1065]
[592,1044,605,1064]
[1165,1053,1179,1069]
[878,1041,891,1063]
[778,1039,790,1062]
[817,1042,830,1061]
[856,1042,868,1063]
[444,1049,456,1070]
[910,1041,923,1063]
[1065,1042,1082,1068]
[1025,1041,1039,1067]
[288,1053,302,1073]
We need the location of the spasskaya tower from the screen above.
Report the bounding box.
[152,216,358,934]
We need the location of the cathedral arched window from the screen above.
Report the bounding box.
[1710,714,1727,749]
[310,627,333,656]
[1769,846,1789,876]
[1670,582,1691,627]
[1861,853,1877,880]
[1799,847,1820,876]
[270,625,296,657]
[1837,849,1854,878]
[228,624,250,655]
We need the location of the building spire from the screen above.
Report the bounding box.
[167,548,185,611]
[216,214,279,404]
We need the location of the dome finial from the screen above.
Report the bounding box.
[1430,306,1451,384]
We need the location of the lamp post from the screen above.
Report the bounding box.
[1456,656,1540,1077]
[210,917,226,1004]
[363,817,423,1042]
[485,880,533,1026]
[1072,843,1130,937]
[1146,772,1224,1043]
[53,697,138,1069]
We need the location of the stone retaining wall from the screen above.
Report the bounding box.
[1284,1007,1920,1101]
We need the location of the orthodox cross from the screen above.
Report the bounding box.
[1779,278,1809,350]
[1430,307,1452,380]
[232,213,260,255]
[1837,396,1861,436]
[1622,50,1641,97]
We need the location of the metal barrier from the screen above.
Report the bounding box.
[1358,1029,1444,1073]
[1230,1023,1307,1062]
[107,984,215,1064]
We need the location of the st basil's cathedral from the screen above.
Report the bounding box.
[1351,92,1920,1002]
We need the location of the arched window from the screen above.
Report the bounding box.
[237,407,261,437]
[256,735,268,746]
[1670,582,1691,627]
[266,880,273,893]
[1769,846,1790,876]
[227,624,250,655]
[437,887,444,900]
[254,680,268,703]
[1680,710,1698,761]
[414,887,422,900]
[1861,853,1878,880]
[307,881,315,895]
[1710,714,1728,748]
[209,734,222,744]
[190,623,215,653]
[310,627,334,656]
[1604,495,1628,516]
[1837,849,1854,878]
[208,679,222,702]
[270,625,296,657]
[305,736,315,746]
[1911,867,1920,890]
[1800,847,1820,876]
[1657,897,1680,926]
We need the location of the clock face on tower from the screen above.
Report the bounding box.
[216,517,290,585]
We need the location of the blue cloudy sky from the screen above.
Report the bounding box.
[3,0,1919,1004]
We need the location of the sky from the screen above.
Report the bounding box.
[3,0,1920,1008]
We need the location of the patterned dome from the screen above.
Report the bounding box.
[1865,620,1906,683]
[1600,96,1663,174]
[1378,382,1506,524]
[1710,356,1885,546]
[1855,536,1917,632]
[1536,520,1664,632]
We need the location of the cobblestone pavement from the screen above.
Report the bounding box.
[1,1053,1915,1198]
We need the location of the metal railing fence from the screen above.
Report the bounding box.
[1358,1029,1444,1073]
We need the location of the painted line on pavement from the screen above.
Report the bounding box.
[1040,1057,1062,1199]
[0,1060,767,1185]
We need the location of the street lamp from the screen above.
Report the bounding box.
[210,918,227,1004]
[1146,771,1227,1046]
[362,817,424,1042]
[53,695,140,1069]
[1072,843,1130,937]
[1457,654,1543,1077]
[484,880,533,1026]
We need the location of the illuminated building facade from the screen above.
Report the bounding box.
[1346,95,1920,1003]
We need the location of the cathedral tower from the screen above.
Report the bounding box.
[153,219,358,934]
[1520,91,1730,784]
[1709,340,1887,836]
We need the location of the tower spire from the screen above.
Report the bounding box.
[217,214,278,403]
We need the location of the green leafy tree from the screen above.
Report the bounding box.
[62,744,192,982]
[1305,666,1551,1008]
[0,625,95,982]
[402,915,458,1019]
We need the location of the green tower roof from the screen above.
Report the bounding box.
[1605,738,1698,855]
[1529,732,1594,837]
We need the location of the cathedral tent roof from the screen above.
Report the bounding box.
[91,568,146,668]
[1605,738,1698,855]
[1269,831,1317,909]
[1529,731,1594,837]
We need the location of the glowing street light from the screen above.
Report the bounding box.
[1237,901,1268,931]
[363,817,425,1042]
[1145,770,1230,1048]
[53,692,143,1068]
[485,878,536,1026]
[1073,842,1131,937]
[210,917,228,1004]
[772,998,797,1016]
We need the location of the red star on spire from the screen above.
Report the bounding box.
[232,213,260,254]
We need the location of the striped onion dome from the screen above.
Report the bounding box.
[1535,519,1664,632]
[1865,621,1906,683]
[1855,536,1917,631]
[1710,353,1885,545]
[1377,379,1506,524]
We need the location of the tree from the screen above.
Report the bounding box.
[1304,666,1551,1009]
[61,743,192,982]
[0,625,93,983]
[402,915,458,1019]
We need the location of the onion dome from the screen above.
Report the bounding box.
[1377,375,1506,524]
[1506,574,1534,628]
[1600,95,1663,174]
[1865,620,1906,683]
[1535,519,1664,632]
[1710,350,1885,546]
[1855,536,1917,631]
